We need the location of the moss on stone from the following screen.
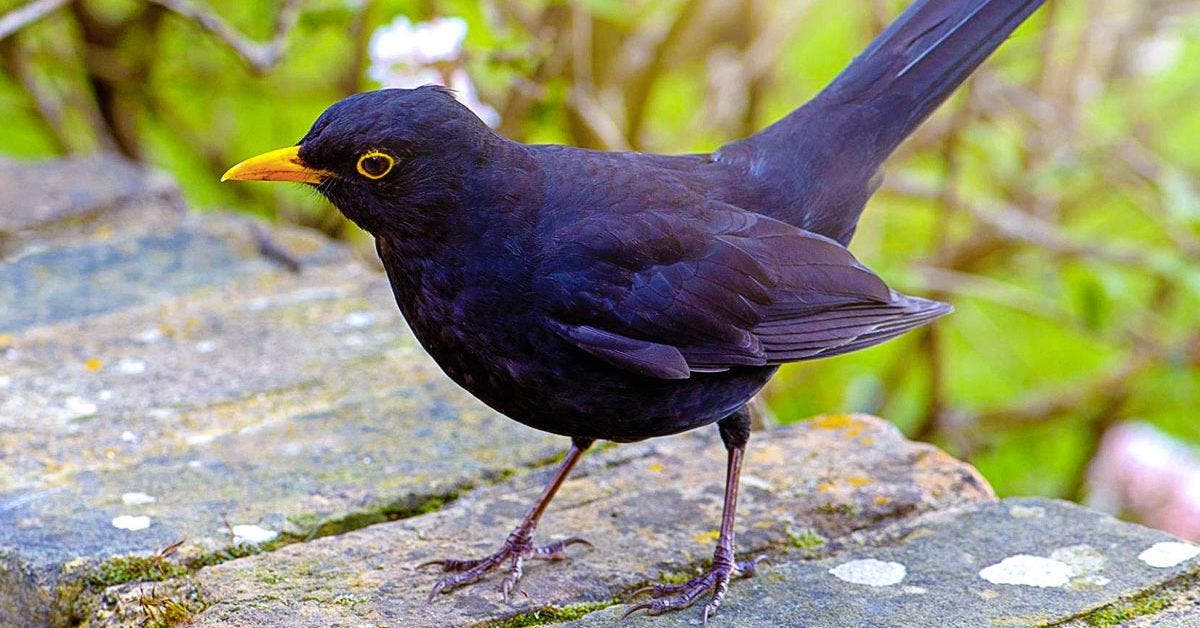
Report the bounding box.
[815,501,859,516]
[657,569,696,585]
[1083,591,1172,626]
[86,555,189,589]
[287,488,465,542]
[485,599,617,627]
[785,525,828,550]
[46,458,549,624]
[184,540,285,570]
[135,585,204,628]
[52,556,202,628]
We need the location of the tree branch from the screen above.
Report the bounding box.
[145,0,301,75]
[0,0,72,42]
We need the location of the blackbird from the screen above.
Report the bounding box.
[224,0,1045,620]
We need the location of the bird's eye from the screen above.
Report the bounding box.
[356,151,395,179]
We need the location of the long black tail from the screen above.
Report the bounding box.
[717,0,1046,245]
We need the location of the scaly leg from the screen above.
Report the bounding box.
[626,407,765,624]
[421,438,593,602]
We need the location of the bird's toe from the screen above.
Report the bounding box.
[621,557,762,623]
[421,535,593,604]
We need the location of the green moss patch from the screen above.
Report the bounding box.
[286,488,464,542]
[484,599,618,627]
[1084,593,1171,626]
[785,525,828,550]
[85,554,189,589]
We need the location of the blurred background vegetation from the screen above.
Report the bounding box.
[2,0,1199,524]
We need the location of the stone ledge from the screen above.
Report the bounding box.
[93,414,994,627]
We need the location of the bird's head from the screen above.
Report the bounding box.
[223,86,495,234]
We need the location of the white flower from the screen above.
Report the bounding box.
[370,16,467,67]
[367,15,499,127]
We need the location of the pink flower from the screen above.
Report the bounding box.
[1087,422,1200,540]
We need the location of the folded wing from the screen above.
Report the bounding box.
[536,202,950,379]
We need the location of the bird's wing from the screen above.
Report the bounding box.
[535,202,949,379]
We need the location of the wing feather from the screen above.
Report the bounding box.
[536,201,949,378]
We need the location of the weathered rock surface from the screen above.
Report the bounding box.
[114,414,992,627]
[0,156,561,624]
[571,498,1200,627]
[3,157,1198,627]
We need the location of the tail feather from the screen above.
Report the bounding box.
[847,0,1047,151]
[717,0,1045,245]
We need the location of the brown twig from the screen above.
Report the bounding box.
[617,0,703,148]
[0,0,72,41]
[0,37,69,152]
[145,0,302,75]
[565,3,629,151]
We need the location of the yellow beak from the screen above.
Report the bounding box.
[221,146,330,184]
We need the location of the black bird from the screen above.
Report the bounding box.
[224,0,1045,620]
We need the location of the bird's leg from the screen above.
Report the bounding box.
[421,437,594,602]
[626,407,765,624]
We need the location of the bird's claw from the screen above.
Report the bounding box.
[622,555,767,624]
[422,535,593,603]
[531,536,592,560]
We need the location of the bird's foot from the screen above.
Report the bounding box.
[420,534,592,603]
[625,556,767,624]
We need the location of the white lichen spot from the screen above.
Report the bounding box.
[63,396,97,419]
[0,376,11,388]
[185,432,219,446]
[120,430,137,443]
[232,524,278,544]
[246,287,348,312]
[740,474,773,491]
[1138,542,1200,568]
[1070,574,1112,590]
[112,515,151,531]
[116,358,147,375]
[195,340,217,354]
[1049,544,1110,590]
[829,559,906,586]
[98,390,115,401]
[1009,504,1046,518]
[979,555,1074,588]
[343,311,376,328]
[136,327,164,344]
[121,492,155,506]
[1051,544,1106,575]
[902,585,927,595]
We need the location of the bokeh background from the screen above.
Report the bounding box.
[2,0,1199,537]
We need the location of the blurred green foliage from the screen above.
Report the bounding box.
[2,0,1199,503]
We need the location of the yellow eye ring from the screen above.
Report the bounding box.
[356,151,395,179]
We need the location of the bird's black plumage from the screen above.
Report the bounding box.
[224,0,1045,619]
